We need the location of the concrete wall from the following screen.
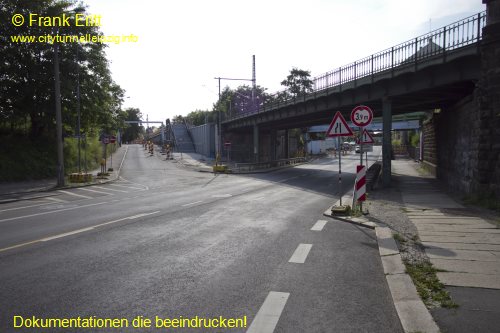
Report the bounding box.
[409,2,500,198]
[189,123,215,158]
[476,2,500,197]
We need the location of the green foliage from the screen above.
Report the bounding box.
[185,109,213,127]
[280,67,313,96]
[404,260,458,309]
[409,131,420,147]
[0,0,126,180]
[0,133,57,181]
[120,108,144,142]
[213,85,269,118]
[392,139,402,146]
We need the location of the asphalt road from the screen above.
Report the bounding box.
[0,144,402,332]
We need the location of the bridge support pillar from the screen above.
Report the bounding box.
[284,129,289,159]
[382,97,392,187]
[270,129,277,160]
[253,124,259,163]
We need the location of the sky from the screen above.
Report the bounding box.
[83,0,486,124]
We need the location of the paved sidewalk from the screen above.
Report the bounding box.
[171,152,214,172]
[392,159,500,333]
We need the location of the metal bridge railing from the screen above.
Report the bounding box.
[225,11,486,122]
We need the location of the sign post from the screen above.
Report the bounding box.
[350,105,373,212]
[326,111,354,207]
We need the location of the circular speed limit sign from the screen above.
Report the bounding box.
[351,105,373,127]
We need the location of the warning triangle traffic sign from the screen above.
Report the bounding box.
[358,128,375,144]
[326,111,354,137]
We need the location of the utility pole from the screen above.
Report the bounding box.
[76,45,81,173]
[54,43,65,187]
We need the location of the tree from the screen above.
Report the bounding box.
[185,109,212,127]
[280,67,314,97]
[120,108,143,142]
[0,0,124,138]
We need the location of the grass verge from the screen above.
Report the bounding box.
[403,260,458,309]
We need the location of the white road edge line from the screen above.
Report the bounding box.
[288,243,313,263]
[246,291,289,333]
[181,201,203,207]
[0,202,108,223]
[311,220,328,231]
[0,202,53,213]
[58,190,92,199]
[41,227,95,241]
[118,144,128,177]
[0,211,160,252]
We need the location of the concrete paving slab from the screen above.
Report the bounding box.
[430,258,500,275]
[425,248,498,261]
[406,212,448,217]
[415,224,497,231]
[431,287,500,333]
[437,272,500,289]
[376,227,400,256]
[423,241,500,252]
[409,216,491,222]
[419,234,500,244]
[402,194,463,208]
[381,254,406,275]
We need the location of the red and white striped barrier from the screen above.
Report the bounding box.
[355,165,366,201]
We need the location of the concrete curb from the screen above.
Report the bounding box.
[323,197,440,333]
[172,157,312,175]
[376,226,440,333]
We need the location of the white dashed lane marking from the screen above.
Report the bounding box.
[288,244,313,263]
[246,291,289,333]
[311,220,328,231]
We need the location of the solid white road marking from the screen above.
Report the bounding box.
[91,211,160,228]
[44,197,68,203]
[118,145,128,175]
[0,211,160,252]
[0,202,53,213]
[246,291,290,333]
[288,244,313,263]
[78,188,114,195]
[40,227,95,241]
[58,190,92,199]
[0,202,107,223]
[181,201,203,207]
[93,186,128,193]
[311,220,328,231]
